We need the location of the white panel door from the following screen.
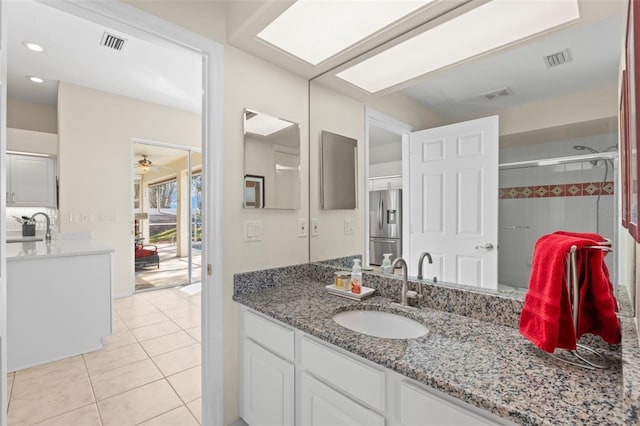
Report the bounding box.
[243,339,294,426]
[300,372,385,426]
[409,116,498,289]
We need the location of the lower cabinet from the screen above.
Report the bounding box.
[242,339,294,426]
[300,372,385,426]
[239,307,510,426]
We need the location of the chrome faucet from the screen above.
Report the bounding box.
[417,252,433,280]
[30,212,51,241]
[391,257,409,306]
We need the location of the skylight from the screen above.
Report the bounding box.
[245,113,295,137]
[257,0,433,66]
[336,0,580,93]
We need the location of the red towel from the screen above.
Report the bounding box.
[520,233,620,352]
[520,234,593,352]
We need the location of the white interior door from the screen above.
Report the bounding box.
[409,116,498,289]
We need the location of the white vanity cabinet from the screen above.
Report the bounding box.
[239,307,510,426]
[6,153,57,207]
[241,310,295,426]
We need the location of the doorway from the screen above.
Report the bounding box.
[133,141,202,292]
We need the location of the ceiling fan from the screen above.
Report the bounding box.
[134,154,172,173]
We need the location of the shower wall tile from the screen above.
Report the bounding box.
[498,181,613,199]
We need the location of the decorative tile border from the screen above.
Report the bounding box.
[499,181,614,199]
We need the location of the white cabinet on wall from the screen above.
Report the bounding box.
[368,176,402,191]
[6,154,57,208]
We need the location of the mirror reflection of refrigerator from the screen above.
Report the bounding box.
[369,189,402,265]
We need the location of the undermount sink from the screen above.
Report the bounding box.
[333,310,429,339]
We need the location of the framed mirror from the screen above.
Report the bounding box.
[243,109,301,209]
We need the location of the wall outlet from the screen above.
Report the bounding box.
[344,219,354,235]
[298,219,307,237]
[311,219,320,237]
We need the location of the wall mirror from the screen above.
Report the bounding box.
[321,130,357,209]
[244,109,301,209]
[308,3,626,301]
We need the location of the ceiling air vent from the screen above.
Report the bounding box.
[543,48,572,68]
[480,87,513,101]
[101,32,127,52]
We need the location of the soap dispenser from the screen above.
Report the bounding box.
[351,259,362,294]
[381,253,393,274]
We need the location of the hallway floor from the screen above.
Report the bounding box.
[135,244,202,291]
[7,287,202,425]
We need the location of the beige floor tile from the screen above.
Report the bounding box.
[140,329,198,357]
[186,398,202,424]
[116,303,161,320]
[97,379,182,426]
[112,317,128,333]
[34,403,101,426]
[161,305,201,321]
[90,358,163,401]
[171,312,201,330]
[131,320,181,342]
[12,355,87,398]
[84,343,148,377]
[122,311,169,330]
[188,295,201,307]
[150,298,192,311]
[114,296,154,311]
[102,330,137,351]
[139,406,199,426]
[153,344,201,377]
[185,327,201,342]
[7,372,14,401]
[8,377,94,425]
[167,365,201,403]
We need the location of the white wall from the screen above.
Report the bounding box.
[57,81,201,297]
[7,98,57,134]
[6,129,57,156]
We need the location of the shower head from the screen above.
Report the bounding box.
[573,145,599,166]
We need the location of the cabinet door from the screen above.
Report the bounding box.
[300,372,385,426]
[243,339,294,426]
[9,155,56,207]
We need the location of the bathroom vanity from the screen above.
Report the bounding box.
[6,238,113,371]
[234,264,634,426]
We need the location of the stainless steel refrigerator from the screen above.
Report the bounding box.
[369,189,402,266]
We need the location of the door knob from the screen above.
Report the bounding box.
[475,243,494,251]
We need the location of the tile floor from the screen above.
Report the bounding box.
[7,287,202,425]
[136,244,202,291]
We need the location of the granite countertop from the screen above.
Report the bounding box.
[6,238,113,261]
[234,279,624,426]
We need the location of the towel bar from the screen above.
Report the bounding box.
[546,245,611,370]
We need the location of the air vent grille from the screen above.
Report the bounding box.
[101,32,127,51]
[480,87,513,101]
[544,48,572,68]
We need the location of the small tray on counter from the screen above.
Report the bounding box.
[325,284,375,301]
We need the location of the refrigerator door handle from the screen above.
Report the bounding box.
[378,198,383,230]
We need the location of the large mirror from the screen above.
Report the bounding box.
[309,2,625,297]
[321,130,358,210]
[244,109,301,209]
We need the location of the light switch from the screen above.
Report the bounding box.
[344,219,354,235]
[311,219,319,237]
[244,220,262,242]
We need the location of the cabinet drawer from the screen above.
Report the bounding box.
[244,310,294,361]
[300,336,385,412]
[400,381,498,426]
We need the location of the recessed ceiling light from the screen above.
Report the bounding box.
[257,0,434,66]
[337,0,580,93]
[27,76,44,84]
[23,42,44,52]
